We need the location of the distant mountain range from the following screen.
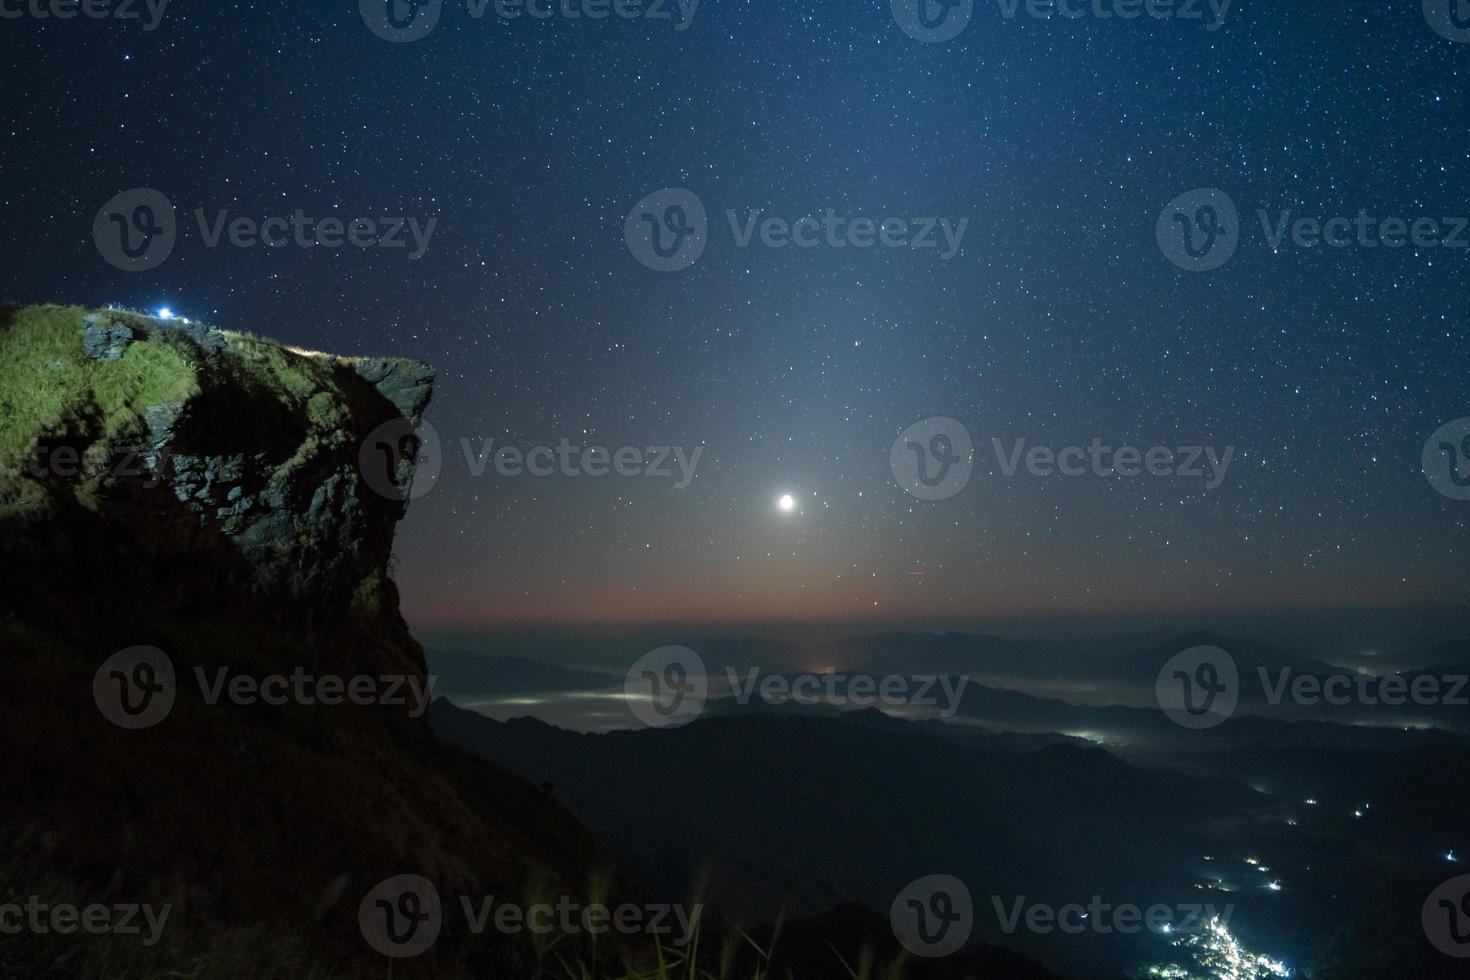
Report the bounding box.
[429,649,620,694]
[427,630,1470,979]
[430,699,1283,977]
[428,630,1470,743]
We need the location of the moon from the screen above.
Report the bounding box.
[777,494,796,513]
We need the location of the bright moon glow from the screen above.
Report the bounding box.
[778,494,795,512]
[156,307,174,320]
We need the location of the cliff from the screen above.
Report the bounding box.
[0,305,630,978]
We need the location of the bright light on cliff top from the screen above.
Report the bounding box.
[153,306,195,324]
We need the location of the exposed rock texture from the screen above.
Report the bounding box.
[81,314,135,359]
[0,304,626,980]
[2,305,435,629]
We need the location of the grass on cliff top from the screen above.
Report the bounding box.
[0,305,201,454]
[0,304,366,455]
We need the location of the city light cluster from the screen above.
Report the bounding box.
[1143,917,1290,979]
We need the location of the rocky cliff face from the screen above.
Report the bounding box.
[1,304,434,648]
[0,305,628,980]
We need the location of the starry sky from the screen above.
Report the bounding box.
[4,0,1468,631]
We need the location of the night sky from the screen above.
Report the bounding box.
[4,1,1468,629]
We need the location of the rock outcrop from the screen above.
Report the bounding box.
[2,304,434,633]
[0,304,629,980]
